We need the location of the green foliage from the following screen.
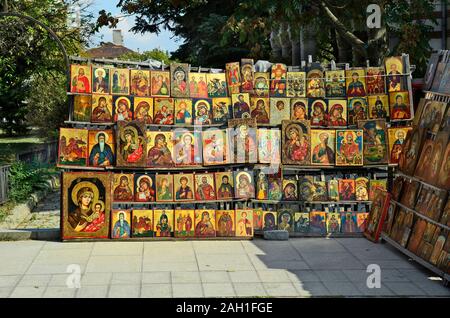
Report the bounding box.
[8,161,55,203]
[119,48,173,64]
[0,0,94,137]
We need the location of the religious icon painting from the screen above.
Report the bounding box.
[134,174,155,202]
[309,99,328,127]
[257,128,281,164]
[312,181,328,201]
[170,63,190,97]
[150,70,170,97]
[236,209,254,237]
[413,137,435,181]
[212,97,232,124]
[294,212,310,233]
[270,63,287,97]
[431,60,447,93]
[110,68,130,95]
[268,176,283,201]
[253,209,264,231]
[194,210,216,237]
[249,97,270,124]
[131,209,153,237]
[438,62,450,94]
[385,56,404,92]
[88,130,115,167]
[215,172,234,200]
[174,98,193,125]
[310,211,327,234]
[155,174,174,202]
[335,129,363,166]
[228,118,258,164]
[357,212,368,232]
[398,127,424,176]
[194,173,216,201]
[231,93,251,119]
[436,135,450,190]
[388,127,412,165]
[286,71,306,97]
[424,53,441,91]
[306,69,325,98]
[70,64,92,93]
[281,120,311,165]
[174,210,195,238]
[73,95,92,122]
[406,218,427,254]
[153,97,175,125]
[298,176,314,202]
[225,62,241,95]
[270,98,290,125]
[111,210,131,239]
[206,73,228,98]
[328,179,339,201]
[146,131,174,167]
[366,67,386,95]
[193,98,213,125]
[153,209,174,237]
[91,94,113,123]
[340,212,359,233]
[116,121,146,167]
[202,128,228,165]
[290,98,309,121]
[354,177,369,201]
[282,178,298,201]
[173,174,195,202]
[391,176,405,201]
[338,179,356,201]
[173,130,202,166]
[358,119,389,165]
[422,132,448,185]
[240,58,255,93]
[327,100,347,127]
[113,96,133,122]
[62,171,111,240]
[133,97,153,124]
[383,202,397,236]
[325,70,346,98]
[369,179,387,201]
[215,210,235,237]
[418,100,446,133]
[130,69,150,96]
[277,209,293,232]
[327,212,341,234]
[253,72,270,97]
[255,171,269,200]
[263,211,277,231]
[364,189,390,242]
[389,91,411,120]
[58,128,88,167]
[234,170,255,199]
[368,95,389,120]
[188,73,208,98]
[113,173,134,202]
[347,97,368,126]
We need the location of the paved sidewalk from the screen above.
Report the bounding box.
[16,191,60,229]
[0,238,448,298]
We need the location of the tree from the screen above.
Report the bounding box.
[119,48,173,64]
[96,0,437,75]
[0,0,94,137]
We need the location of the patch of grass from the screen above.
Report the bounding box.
[0,201,15,223]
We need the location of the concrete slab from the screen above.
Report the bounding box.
[172,283,204,298]
[141,284,172,298]
[108,284,140,298]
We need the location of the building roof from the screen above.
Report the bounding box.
[85,42,135,59]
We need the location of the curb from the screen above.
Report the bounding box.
[0,228,60,241]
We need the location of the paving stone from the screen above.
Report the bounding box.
[172,283,204,298]
[111,272,142,285]
[292,281,330,297]
[233,283,266,297]
[203,283,236,297]
[10,286,45,298]
[353,282,396,296]
[85,256,141,273]
[92,242,143,256]
[263,230,289,241]
[0,275,20,288]
[410,280,450,296]
[142,261,198,272]
[171,271,201,284]
[141,284,172,298]
[257,270,292,283]
[323,281,361,296]
[229,271,260,283]
[17,275,51,287]
[76,285,108,298]
[314,270,349,282]
[200,271,230,283]
[0,287,12,298]
[108,284,140,298]
[43,286,76,298]
[263,283,299,297]
[384,282,427,296]
[142,272,171,284]
[288,270,321,283]
[301,252,365,270]
[80,273,112,286]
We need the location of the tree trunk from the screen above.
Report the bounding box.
[270,27,282,60]
[279,23,292,63]
[289,25,301,66]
